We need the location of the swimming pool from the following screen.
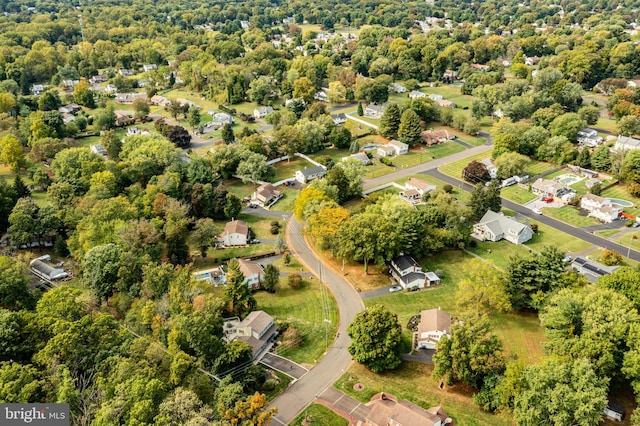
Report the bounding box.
[607,198,634,207]
[362,145,378,151]
[556,174,583,186]
[194,272,211,281]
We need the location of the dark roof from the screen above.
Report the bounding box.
[332,113,347,120]
[299,165,326,177]
[572,257,613,277]
[607,402,625,415]
[399,272,425,285]
[392,255,419,271]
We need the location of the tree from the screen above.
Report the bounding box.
[12,175,30,199]
[220,392,276,425]
[154,388,214,426]
[73,81,95,108]
[248,76,275,105]
[307,205,351,251]
[397,108,422,146]
[189,218,219,257]
[51,147,104,190]
[379,103,401,138]
[549,113,586,142]
[357,102,363,116]
[0,135,24,172]
[494,152,529,179]
[224,259,256,317]
[132,98,150,121]
[328,81,346,104]
[456,259,511,314]
[292,77,316,103]
[101,130,122,160]
[618,115,640,136]
[513,359,608,426]
[492,133,519,158]
[8,197,39,247]
[578,105,600,125]
[328,126,352,149]
[221,123,235,144]
[347,305,402,373]
[464,117,481,135]
[82,243,123,302]
[599,267,640,311]
[262,264,279,293]
[94,105,116,130]
[0,362,43,403]
[236,152,274,184]
[325,159,366,203]
[575,147,591,168]
[0,256,35,310]
[187,106,201,130]
[433,312,504,389]
[462,160,490,184]
[0,93,16,114]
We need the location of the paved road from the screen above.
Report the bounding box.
[425,169,640,261]
[268,219,364,425]
[260,353,308,380]
[452,137,473,149]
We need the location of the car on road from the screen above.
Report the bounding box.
[563,256,573,263]
[389,285,402,293]
[532,208,542,215]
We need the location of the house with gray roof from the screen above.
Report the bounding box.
[571,257,619,283]
[389,255,440,290]
[472,210,533,245]
[342,152,370,165]
[30,255,68,282]
[294,165,326,183]
[223,311,278,359]
[615,135,640,151]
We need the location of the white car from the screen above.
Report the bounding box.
[389,285,403,293]
[532,208,542,215]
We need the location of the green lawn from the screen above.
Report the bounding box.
[254,277,339,365]
[335,362,513,426]
[501,184,538,204]
[238,213,284,240]
[540,205,600,228]
[602,184,640,215]
[309,147,352,164]
[426,122,487,146]
[392,173,471,203]
[271,157,308,182]
[467,239,536,269]
[422,85,475,109]
[615,232,640,253]
[269,187,298,213]
[438,151,491,180]
[596,229,624,239]
[290,404,348,426]
[263,369,293,401]
[526,221,592,253]
[595,116,619,134]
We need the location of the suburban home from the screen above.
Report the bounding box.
[89,74,107,85]
[604,402,625,422]
[237,258,265,290]
[313,91,328,101]
[104,84,118,94]
[571,257,619,283]
[480,158,498,179]
[343,152,371,165]
[295,165,326,183]
[30,84,45,95]
[400,188,422,204]
[428,93,443,101]
[61,79,80,90]
[223,311,279,359]
[409,90,426,99]
[531,178,575,201]
[442,69,458,81]
[389,255,440,290]
[580,193,622,223]
[568,165,599,178]
[62,113,76,124]
[585,177,602,189]
[415,308,451,350]
[388,83,407,93]
[150,95,171,107]
[211,112,234,129]
[142,64,157,72]
[115,92,147,104]
[193,266,226,286]
[176,98,197,108]
[615,135,640,151]
[364,104,386,119]
[253,106,274,119]
[90,144,108,158]
[388,139,409,155]
[421,129,453,146]
[118,69,135,77]
[472,210,534,245]
[331,113,347,125]
[405,177,436,195]
[30,255,68,282]
[251,183,282,208]
[470,63,490,72]
[59,104,82,114]
[220,220,250,246]
[525,55,541,66]
[434,99,456,108]
[577,128,603,147]
[114,112,134,127]
[377,145,397,157]
[364,393,453,426]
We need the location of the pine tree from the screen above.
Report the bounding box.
[575,148,591,169]
[224,259,256,317]
[12,175,30,199]
[221,123,235,144]
[379,103,401,138]
[485,179,502,213]
[468,183,487,222]
[397,109,423,146]
[357,102,363,116]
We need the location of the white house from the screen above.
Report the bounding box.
[577,128,603,147]
[364,104,386,119]
[240,20,250,29]
[31,84,45,95]
[480,158,498,179]
[415,308,451,350]
[331,113,347,125]
[211,112,234,129]
[342,152,370,165]
[253,106,274,119]
[525,55,540,66]
[251,183,282,208]
[150,95,171,107]
[377,145,397,157]
[409,90,426,99]
[388,83,406,93]
[237,258,265,290]
[90,144,108,158]
[142,64,158,72]
[389,255,440,290]
[472,210,533,245]
[223,311,278,359]
[532,178,575,202]
[580,193,621,223]
[295,165,326,183]
[405,177,436,195]
[400,188,422,204]
[313,91,328,102]
[388,139,409,155]
[615,135,640,151]
[428,93,443,101]
[220,220,250,246]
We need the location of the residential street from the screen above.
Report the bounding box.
[267,219,364,425]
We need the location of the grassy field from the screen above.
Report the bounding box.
[290,404,348,426]
[427,122,487,146]
[238,213,284,240]
[526,220,592,253]
[263,369,293,401]
[254,277,339,365]
[422,85,475,109]
[309,147,352,164]
[501,184,537,204]
[602,184,640,215]
[596,229,623,239]
[438,151,492,180]
[467,239,536,269]
[541,205,600,228]
[615,231,640,253]
[335,362,513,426]
[271,157,308,182]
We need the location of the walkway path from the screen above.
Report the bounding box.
[345,113,379,129]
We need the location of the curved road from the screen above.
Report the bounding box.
[268,219,364,425]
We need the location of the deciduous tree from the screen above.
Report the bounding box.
[456,259,511,314]
[347,305,402,373]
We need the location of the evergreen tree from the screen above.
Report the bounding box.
[397,109,423,146]
[221,123,235,144]
[379,103,401,138]
[357,102,363,116]
[12,175,30,199]
[224,259,256,317]
[349,140,360,154]
[188,106,201,130]
[468,183,488,222]
[485,179,502,213]
[591,145,611,171]
[575,148,591,168]
[262,264,279,293]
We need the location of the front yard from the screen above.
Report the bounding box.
[540,205,601,228]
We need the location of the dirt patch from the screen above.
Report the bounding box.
[353,383,364,391]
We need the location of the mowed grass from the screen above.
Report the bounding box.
[467,239,537,269]
[335,362,513,426]
[602,184,640,215]
[392,173,471,203]
[422,85,475,109]
[527,220,592,253]
[439,151,492,180]
[238,213,284,240]
[427,122,487,146]
[254,277,339,365]
[501,184,537,204]
[596,229,623,239]
[290,404,348,426]
[270,157,309,182]
[541,205,600,228]
[615,231,640,252]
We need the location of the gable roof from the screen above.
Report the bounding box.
[298,165,326,177]
[392,254,420,271]
[256,183,281,199]
[582,192,606,205]
[406,177,432,191]
[237,258,264,277]
[239,310,273,334]
[617,135,640,149]
[366,393,447,426]
[476,210,531,235]
[223,220,249,236]
[389,139,408,149]
[419,309,451,333]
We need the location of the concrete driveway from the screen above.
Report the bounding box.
[524,197,562,211]
[261,353,308,380]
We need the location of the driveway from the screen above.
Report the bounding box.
[402,349,434,364]
[318,387,371,422]
[361,285,396,300]
[260,353,308,380]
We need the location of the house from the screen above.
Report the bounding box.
[409,90,426,99]
[30,255,68,281]
[405,177,436,195]
[502,60,512,67]
[295,165,326,183]
[577,128,603,147]
[285,98,304,107]
[313,91,328,101]
[114,112,134,127]
[251,183,283,208]
[615,135,640,151]
[62,113,76,124]
[253,106,274,119]
[175,98,197,108]
[126,127,149,137]
[470,63,490,72]
[364,393,453,426]
[415,308,451,350]
[585,177,602,189]
[59,104,81,114]
[90,144,108,158]
[388,83,407,93]
[331,113,347,125]
[364,104,386,119]
[31,84,45,95]
[388,139,409,155]
[240,20,251,29]
[193,266,226,285]
[377,145,397,157]
[492,108,505,119]
[220,220,250,246]
[442,69,458,81]
[61,79,80,90]
[237,258,265,290]
[223,311,279,359]
[89,74,107,85]
[604,402,625,422]
[104,84,118,94]
[472,210,533,245]
[343,152,371,165]
[211,112,234,129]
[389,255,440,290]
[571,257,619,283]
[428,93,443,101]
[581,193,621,223]
[400,188,422,204]
[480,158,498,179]
[421,129,453,146]
[142,64,157,72]
[628,79,640,88]
[532,178,575,201]
[115,92,147,104]
[118,69,135,77]
[434,99,456,108]
[150,95,171,107]
[525,55,540,66]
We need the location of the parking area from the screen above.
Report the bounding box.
[524,197,564,212]
[260,352,308,380]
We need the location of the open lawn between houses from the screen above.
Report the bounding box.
[290,404,349,426]
[541,205,601,228]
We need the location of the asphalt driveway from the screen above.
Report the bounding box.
[260,353,308,380]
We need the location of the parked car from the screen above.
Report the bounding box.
[389,285,402,293]
[532,208,542,215]
[250,239,260,244]
[563,256,573,263]
[543,197,554,203]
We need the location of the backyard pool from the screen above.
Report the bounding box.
[194,271,211,281]
[362,145,379,151]
[556,174,584,186]
[607,198,634,208]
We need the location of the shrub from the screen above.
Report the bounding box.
[270,225,280,235]
[443,184,453,193]
[288,272,302,288]
[262,379,277,391]
[270,220,281,228]
[629,183,640,198]
[601,249,623,266]
[530,223,539,233]
[469,239,477,248]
